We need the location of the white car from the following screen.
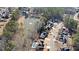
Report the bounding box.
[31,41,39,48]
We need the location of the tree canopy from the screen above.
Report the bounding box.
[39,7,64,19]
[3,9,18,51]
[33,7,64,19]
[64,17,77,30]
[72,32,79,50]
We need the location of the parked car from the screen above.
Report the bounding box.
[48,19,53,22]
[45,24,51,30]
[61,48,70,51]
[40,40,44,44]
[62,31,68,35]
[35,41,44,51]
[39,32,48,39]
[47,20,53,25]
[1,12,9,19]
[59,37,63,42]
[36,43,44,51]
[0,18,7,22]
[45,23,53,30]
[31,41,39,48]
[22,11,28,18]
[59,32,68,44]
[62,38,67,44]
[37,43,44,48]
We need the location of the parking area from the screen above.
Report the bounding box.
[43,22,64,51]
[31,16,65,51]
[31,18,73,51]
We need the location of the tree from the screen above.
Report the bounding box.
[11,9,20,20]
[3,20,18,38]
[34,7,64,20]
[3,9,19,50]
[72,32,79,51]
[5,40,15,51]
[64,17,77,34]
[42,7,64,19]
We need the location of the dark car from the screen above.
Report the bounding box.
[59,37,63,42]
[38,44,44,48]
[40,40,44,44]
[62,31,68,35]
[22,11,28,18]
[62,38,67,44]
[61,48,70,51]
[59,34,67,44]
[39,32,48,39]
[36,43,44,51]
[59,36,67,43]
